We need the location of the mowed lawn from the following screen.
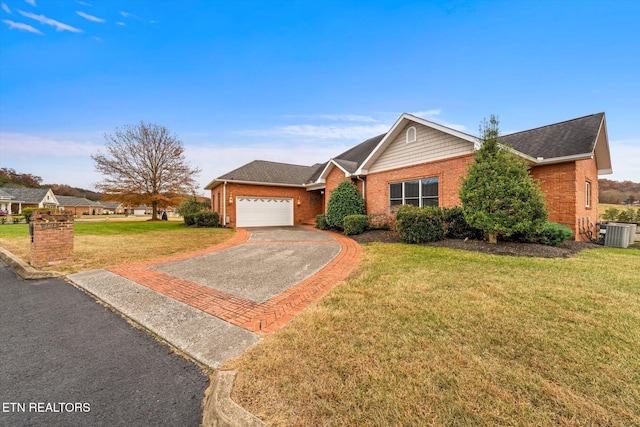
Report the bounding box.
[0,221,234,273]
[226,243,640,426]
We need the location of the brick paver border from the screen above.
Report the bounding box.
[107,227,361,333]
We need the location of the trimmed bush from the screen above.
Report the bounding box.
[194,211,219,227]
[343,215,369,236]
[441,206,483,240]
[396,205,445,244]
[183,213,196,226]
[537,222,573,246]
[22,208,50,222]
[326,181,365,230]
[315,214,329,230]
[368,213,394,231]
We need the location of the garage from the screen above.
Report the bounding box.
[236,197,294,227]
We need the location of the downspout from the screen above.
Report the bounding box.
[356,176,366,211]
[222,181,227,227]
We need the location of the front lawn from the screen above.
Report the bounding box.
[226,243,640,426]
[0,221,234,273]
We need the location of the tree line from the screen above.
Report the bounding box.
[0,168,103,200]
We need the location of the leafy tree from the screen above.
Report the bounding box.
[459,115,548,244]
[176,196,209,217]
[92,122,201,220]
[326,180,365,229]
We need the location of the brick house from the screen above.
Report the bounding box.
[205,113,612,241]
[56,195,105,216]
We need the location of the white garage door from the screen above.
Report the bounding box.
[236,197,294,227]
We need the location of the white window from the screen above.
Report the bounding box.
[585,181,592,208]
[406,126,417,143]
[389,177,439,208]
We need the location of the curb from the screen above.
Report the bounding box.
[202,371,268,427]
[0,247,63,280]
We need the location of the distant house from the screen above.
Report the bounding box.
[0,187,59,214]
[206,112,612,241]
[99,201,124,214]
[56,196,104,216]
[133,205,152,215]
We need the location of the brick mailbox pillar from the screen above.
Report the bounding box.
[30,210,74,268]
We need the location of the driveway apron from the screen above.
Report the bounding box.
[68,226,360,368]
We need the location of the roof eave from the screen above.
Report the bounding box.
[207,178,307,189]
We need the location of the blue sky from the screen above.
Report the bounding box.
[1,0,639,194]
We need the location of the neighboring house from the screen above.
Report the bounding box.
[133,205,152,215]
[57,196,104,216]
[0,189,14,214]
[100,201,125,214]
[205,113,612,241]
[0,187,59,214]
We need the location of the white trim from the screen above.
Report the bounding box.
[206,178,306,189]
[317,159,353,181]
[357,113,479,174]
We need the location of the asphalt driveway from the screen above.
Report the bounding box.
[0,261,208,427]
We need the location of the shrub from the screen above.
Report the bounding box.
[441,206,483,240]
[22,208,49,222]
[536,222,574,246]
[194,211,219,227]
[177,198,209,217]
[326,181,365,230]
[616,208,635,223]
[183,213,196,226]
[315,214,329,230]
[368,213,395,231]
[343,215,369,236]
[396,205,445,244]
[602,207,620,222]
[636,209,640,223]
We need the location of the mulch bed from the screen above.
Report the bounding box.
[348,229,604,259]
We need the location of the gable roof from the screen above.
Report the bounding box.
[56,195,103,207]
[357,114,479,173]
[0,187,56,204]
[205,160,324,189]
[206,112,612,190]
[0,189,14,199]
[500,112,604,159]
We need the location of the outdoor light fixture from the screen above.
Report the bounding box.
[228,194,233,204]
[297,196,301,206]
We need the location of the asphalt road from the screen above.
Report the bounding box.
[0,261,208,427]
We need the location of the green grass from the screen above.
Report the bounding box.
[226,243,640,426]
[0,220,234,273]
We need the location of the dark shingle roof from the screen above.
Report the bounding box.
[0,189,14,199]
[217,160,319,186]
[332,133,385,171]
[499,113,604,160]
[56,195,102,207]
[0,187,53,204]
[100,201,122,209]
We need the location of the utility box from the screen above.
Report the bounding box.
[30,210,74,268]
[604,223,632,249]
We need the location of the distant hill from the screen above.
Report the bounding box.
[0,168,103,201]
[599,178,640,204]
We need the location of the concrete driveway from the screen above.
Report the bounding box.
[68,226,360,368]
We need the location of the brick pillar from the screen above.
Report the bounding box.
[30,210,74,268]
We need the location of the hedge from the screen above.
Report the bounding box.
[343,214,369,236]
[396,205,445,244]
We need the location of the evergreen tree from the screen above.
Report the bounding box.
[459,115,547,243]
[326,180,366,230]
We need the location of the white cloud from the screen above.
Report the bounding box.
[115,21,125,26]
[2,3,11,14]
[2,19,42,34]
[76,11,104,23]
[283,113,378,123]
[239,124,390,140]
[24,0,35,6]
[608,139,640,182]
[76,1,92,6]
[0,132,100,157]
[18,10,83,32]
[119,11,130,17]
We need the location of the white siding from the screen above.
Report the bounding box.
[368,123,474,173]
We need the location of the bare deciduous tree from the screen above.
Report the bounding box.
[92,122,201,220]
